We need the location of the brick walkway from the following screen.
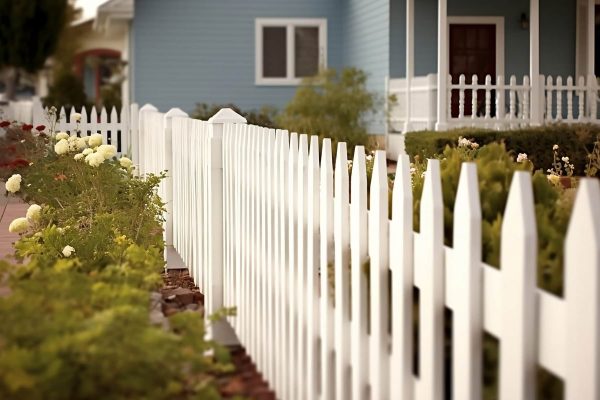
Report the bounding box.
[0,187,28,261]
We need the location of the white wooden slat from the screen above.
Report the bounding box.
[523,76,530,121]
[265,128,276,384]
[458,74,465,118]
[287,132,299,400]
[334,142,351,400]
[306,135,320,400]
[589,75,598,121]
[555,76,563,121]
[350,146,369,400]
[296,134,309,400]
[110,107,119,147]
[546,76,554,121]
[565,179,600,400]
[269,129,279,391]
[499,171,537,400]
[578,76,586,120]
[120,104,129,154]
[80,107,88,137]
[369,150,390,400]
[496,75,505,121]
[416,159,444,400]
[471,75,478,120]
[448,163,482,400]
[484,75,492,119]
[566,76,574,121]
[389,154,414,400]
[509,75,517,121]
[319,138,334,400]
[100,107,109,145]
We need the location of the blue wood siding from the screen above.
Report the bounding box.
[341,0,390,133]
[133,0,343,115]
[390,0,576,80]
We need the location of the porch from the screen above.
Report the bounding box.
[387,0,600,137]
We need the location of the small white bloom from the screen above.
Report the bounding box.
[20,139,25,143]
[26,204,42,222]
[82,148,94,156]
[516,153,528,163]
[119,157,133,169]
[366,155,373,161]
[471,142,479,149]
[54,139,69,155]
[553,144,559,151]
[88,133,103,148]
[8,217,29,233]
[62,245,75,257]
[57,227,64,234]
[410,167,416,174]
[562,156,569,162]
[55,132,69,141]
[74,153,84,161]
[72,113,82,122]
[85,152,105,167]
[76,137,87,150]
[97,144,117,160]
[5,174,22,193]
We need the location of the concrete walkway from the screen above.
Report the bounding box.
[0,188,28,261]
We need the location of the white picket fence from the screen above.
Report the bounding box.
[136,104,600,400]
[388,73,600,131]
[4,99,135,156]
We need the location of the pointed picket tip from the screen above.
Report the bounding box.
[308,135,319,166]
[370,150,388,200]
[321,138,333,173]
[454,163,481,222]
[336,142,348,171]
[392,154,412,213]
[289,132,299,162]
[501,171,536,240]
[208,107,247,124]
[164,107,189,121]
[420,159,443,212]
[298,134,308,158]
[139,103,158,113]
[565,178,600,265]
[351,146,367,188]
[100,107,108,118]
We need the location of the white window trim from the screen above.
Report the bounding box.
[255,18,327,86]
[447,16,505,80]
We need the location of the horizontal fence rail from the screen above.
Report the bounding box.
[135,104,600,400]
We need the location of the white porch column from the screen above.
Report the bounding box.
[529,0,542,125]
[587,0,595,77]
[436,0,448,130]
[404,0,414,132]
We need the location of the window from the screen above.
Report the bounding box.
[255,18,327,85]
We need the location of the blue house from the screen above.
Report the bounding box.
[103,0,600,142]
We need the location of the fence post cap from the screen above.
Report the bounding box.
[139,104,158,112]
[208,108,247,124]
[164,107,188,119]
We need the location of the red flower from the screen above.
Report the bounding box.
[35,125,45,131]
[0,121,10,128]
[22,124,33,131]
[10,158,30,168]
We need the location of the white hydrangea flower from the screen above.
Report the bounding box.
[26,204,42,222]
[72,113,82,122]
[553,144,559,151]
[5,174,22,193]
[471,142,479,149]
[516,153,528,163]
[76,137,87,150]
[119,157,133,169]
[62,245,75,257]
[8,217,29,233]
[562,156,569,162]
[88,133,103,148]
[97,144,117,160]
[54,139,69,155]
[85,152,105,167]
[74,153,84,161]
[55,132,69,140]
[82,148,94,156]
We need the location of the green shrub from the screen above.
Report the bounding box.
[192,102,278,127]
[43,70,89,110]
[405,124,600,177]
[277,67,378,156]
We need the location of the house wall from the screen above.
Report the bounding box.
[341,0,391,134]
[390,0,576,80]
[133,0,343,116]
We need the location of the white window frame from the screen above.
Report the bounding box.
[255,18,327,86]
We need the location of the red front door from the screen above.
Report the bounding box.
[449,24,496,117]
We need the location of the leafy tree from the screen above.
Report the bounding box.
[0,0,69,99]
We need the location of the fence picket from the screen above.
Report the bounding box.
[471,75,478,120]
[499,171,537,400]
[334,142,351,400]
[350,146,369,400]
[496,75,505,121]
[566,76,574,121]
[288,132,299,400]
[546,76,554,121]
[565,179,600,400]
[458,74,465,119]
[484,75,492,119]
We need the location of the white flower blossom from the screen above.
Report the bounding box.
[97,144,117,160]
[72,113,82,122]
[76,137,87,150]
[62,245,75,257]
[562,156,569,162]
[55,132,69,140]
[5,174,21,193]
[82,148,94,156]
[553,144,559,151]
[85,152,105,167]
[88,133,103,148]
[471,142,479,149]
[54,139,69,155]
[8,217,29,233]
[516,153,528,163]
[26,204,42,222]
[119,157,133,169]
[74,153,84,161]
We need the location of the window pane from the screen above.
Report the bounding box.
[263,27,287,78]
[295,27,319,77]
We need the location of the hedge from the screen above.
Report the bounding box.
[404,124,600,176]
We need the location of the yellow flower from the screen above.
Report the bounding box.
[26,204,42,222]
[97,144,117,160]
[55,132,69,140]
[119,157,133,169]
[54,139,69,155]
[85,152,105,167]
[8,217,29,233]
[88,133,103,148]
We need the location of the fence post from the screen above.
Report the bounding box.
[207,108,247,344]
[163,108,189,252]
[137,103,157,174]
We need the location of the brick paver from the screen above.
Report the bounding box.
[0,187,28,261]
